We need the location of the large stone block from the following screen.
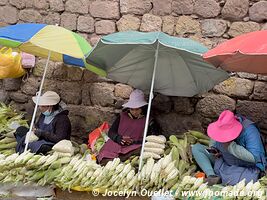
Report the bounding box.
[9,92,28,103]
[65,0,89,14]
[140,14,162,32]
[162,16,175,35]
[68,105,116,139]
[228,22,260,37]
[237,72,258,80]
[152,0,172,16]
[0,90,8,103]
[114,83,133,99]
[237,100,267,130]
[90,1,120,19]
[3,78,22,91]
[152,94,172,113]
[10,0,26,9]
[66,67,83,81]
[116,15,141,32]
[221,0,249,20]
[19,9,42,23]
[155,112,203,136]
[201,19,227,37]
[0,0,7,5]
[34,0,49,10]
[90,82,115,107]
[213,77,254,98]
[33,58,56,78]
[57,81,82,105]
[176,16,201,36]
[120,0,152,15]
[0,6,18,24]
[253,81,267,101]
[48,0,64,12]
[60,13,77,31]
[196,94,236,118]
[77,16,94,33]
[194,0,220,18]
[43,12,60,25]
[173,97,195,115]
[249,1,267,22]
[95,20,116,35]
[21,77,39,95]
[172,0,194,15]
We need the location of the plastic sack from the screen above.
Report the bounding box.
[21,52,35,68]
[88,122,109,152]
[25,131,39,143]
[52,140,74,154]
[151,194,175,200]
[11,183,55,198]
[0,47,26,79]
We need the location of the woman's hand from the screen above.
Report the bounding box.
[121,136,133,146]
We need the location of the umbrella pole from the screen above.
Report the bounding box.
[138,42,159,172]
[24,51,52,152]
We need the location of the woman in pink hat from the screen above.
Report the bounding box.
[192,110,266,186]
[97,89,160,164]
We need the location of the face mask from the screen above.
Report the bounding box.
[42,110,52,116]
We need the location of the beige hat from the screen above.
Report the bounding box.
[32,91,60,106]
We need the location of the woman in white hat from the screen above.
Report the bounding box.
[97,89,160,164]
[14,91,71,154]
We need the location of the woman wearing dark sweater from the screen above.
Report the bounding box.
[15,91,71,154]
[97,89,160,164]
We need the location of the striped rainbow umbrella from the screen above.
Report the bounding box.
[0,23,105,152]
[0,23,105,75]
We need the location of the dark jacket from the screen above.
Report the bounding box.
[35,110,71,143]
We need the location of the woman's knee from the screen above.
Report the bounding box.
[192,143,206,155]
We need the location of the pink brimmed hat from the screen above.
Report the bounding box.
[122,89,148,109]
[207,110,242,142]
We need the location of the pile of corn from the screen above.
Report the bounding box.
[143,135,166,159]
[171,176,266,200]
[0,103,28,155]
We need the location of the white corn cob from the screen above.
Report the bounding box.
[146,135,166,144]
[126,169,135,182]
[145,142,165,149]
[145,157,155,177]
[165,168,179,182]
[164,160,176,176]
[110,158,120,171]
[43,152,59,166]
[143,152,161,159]
[161,152,172,169]
[119,163,132,178]
[144,147,164,155]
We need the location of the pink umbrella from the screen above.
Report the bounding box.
[203,30,267,74]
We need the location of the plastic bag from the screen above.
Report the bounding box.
[88,122,109,152]
[11,183,55,197]
[0,47,26,79]
[21,52,35,68]
[52,140,74,154]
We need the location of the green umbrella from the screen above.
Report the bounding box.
[86,31,229,171]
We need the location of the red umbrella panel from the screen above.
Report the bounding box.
[203,30,267,75]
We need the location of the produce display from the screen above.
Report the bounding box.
[0,103,267,200]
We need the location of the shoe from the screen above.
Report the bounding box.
[205,175,221,186]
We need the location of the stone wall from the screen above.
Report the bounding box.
[1,0,267,143]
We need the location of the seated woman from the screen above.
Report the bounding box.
[192,110,266,186]
[15,91,71,154]
[97,89,160,164]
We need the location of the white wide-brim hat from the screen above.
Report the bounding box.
[122,89,148,109]
[32,91,60,106]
